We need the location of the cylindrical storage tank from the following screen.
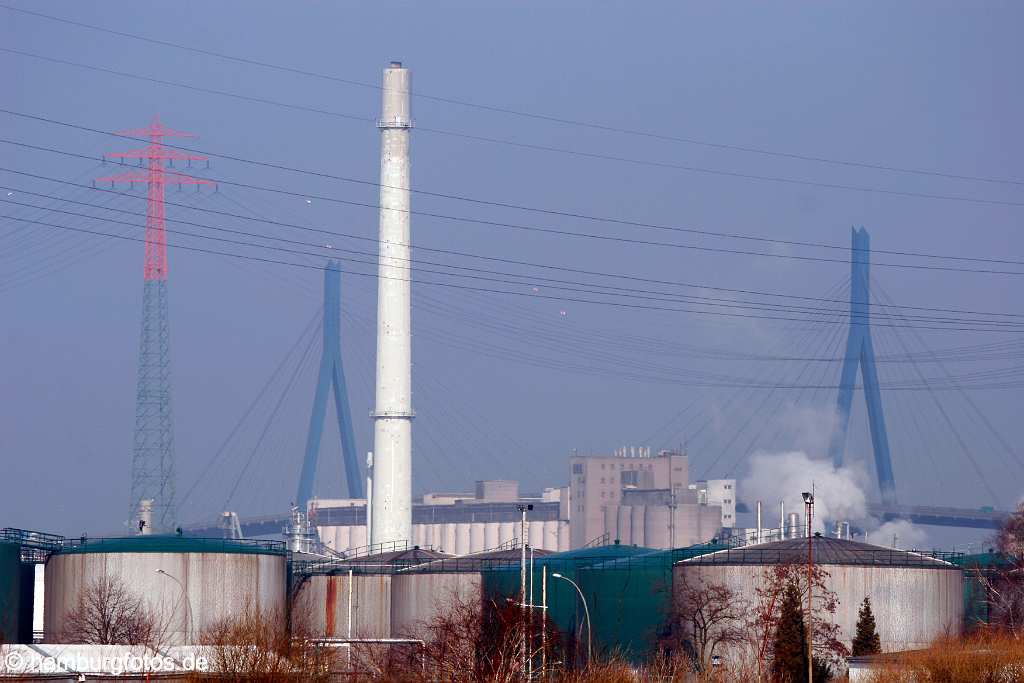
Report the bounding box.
[498,522,515,545]
[453,525,470,556]
[557,522,571,552]
[631,506,646,547]
[431,524,444,551]
[390,572,482,637]
[528,521,545,550]
[44,536,287,645]
[443,524,458,556]
[644,506,670,549]
[616,506,632,545]
[674,537,963,654]
[292,572,392,639]
[0,541,22,643]
[350,525,369,550]
[469,523,486,554]
[787,512,801,539]
[542,521,559,552]
[484,522,499,550]
[412,524,425,548]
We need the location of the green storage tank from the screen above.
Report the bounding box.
[578,543,729,663]
[0,541,22,643]
[482,543,655,661]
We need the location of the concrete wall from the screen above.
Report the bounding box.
[390,573,482,637]
[44,552,287,644]
[293,573,391,638]
[675,563,963,653]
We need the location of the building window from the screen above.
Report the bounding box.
[600,477,606,484]
[621,470,639,486]
[572,463,583,474]
[601,491,606,498]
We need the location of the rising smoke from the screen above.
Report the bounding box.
[738,403,930,547]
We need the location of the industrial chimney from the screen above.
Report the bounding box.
[370,61,414,546]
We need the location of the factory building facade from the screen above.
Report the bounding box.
[312,449,732,555]
[569,448,732,549]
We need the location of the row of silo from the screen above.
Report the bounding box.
[43,536,288,645]
[319,520,570,556]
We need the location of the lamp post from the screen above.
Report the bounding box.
[552,573,591,668]
[801,491,814,683]
[517,503,533,679]
[156,569,193,643]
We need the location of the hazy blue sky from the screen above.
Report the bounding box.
[3,1,1021,548]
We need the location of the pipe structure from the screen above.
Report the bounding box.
[371,61,414,546]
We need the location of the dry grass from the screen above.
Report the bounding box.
[867,630,1024,683]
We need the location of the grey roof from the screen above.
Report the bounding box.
[678,536,960,569]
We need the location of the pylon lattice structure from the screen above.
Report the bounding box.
[296,260,362,511]
[97,115,214,530]
[827,227,897,506]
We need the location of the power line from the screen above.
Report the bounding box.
[6,199,1024,333]
[4,52,1024,209]
[5,210,1023,336]
[4,2,1022,188]
[7,184,1023,325]
[4,130,1024,276]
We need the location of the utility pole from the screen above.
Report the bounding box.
[803,490,815,683]
[518,503,533,678]
[98,116,213,531]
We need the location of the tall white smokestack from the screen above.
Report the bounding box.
[370,61,413,546]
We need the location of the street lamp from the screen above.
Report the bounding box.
[801,491,814,683]
[516,503,533,679]
[156,569,193,643]
[552,573,591,667]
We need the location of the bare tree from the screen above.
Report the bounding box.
[62,574,161,646]
[748,563,848,676]
[673,575,748,671]
[985,503,1024,633]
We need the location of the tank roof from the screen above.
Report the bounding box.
[54,535,286,556]
[678,536,961,569]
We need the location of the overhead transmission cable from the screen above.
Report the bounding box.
[3,3,1021,188]
[5,113,1024,272]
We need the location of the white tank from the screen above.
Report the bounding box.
[484,522,499,550]
[293,572,392,639]
[675,537,962,653]
[44,537,287,645]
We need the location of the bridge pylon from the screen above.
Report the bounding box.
[828,227,897,505]
[296,260,362,510]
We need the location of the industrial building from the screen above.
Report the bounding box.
[308,446,734,556]
[311,481,571,554]
[569,448,733,549]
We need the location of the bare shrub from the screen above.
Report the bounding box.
[192,599,336,682]
[62,574,163,646]
[866,629,1024,683]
